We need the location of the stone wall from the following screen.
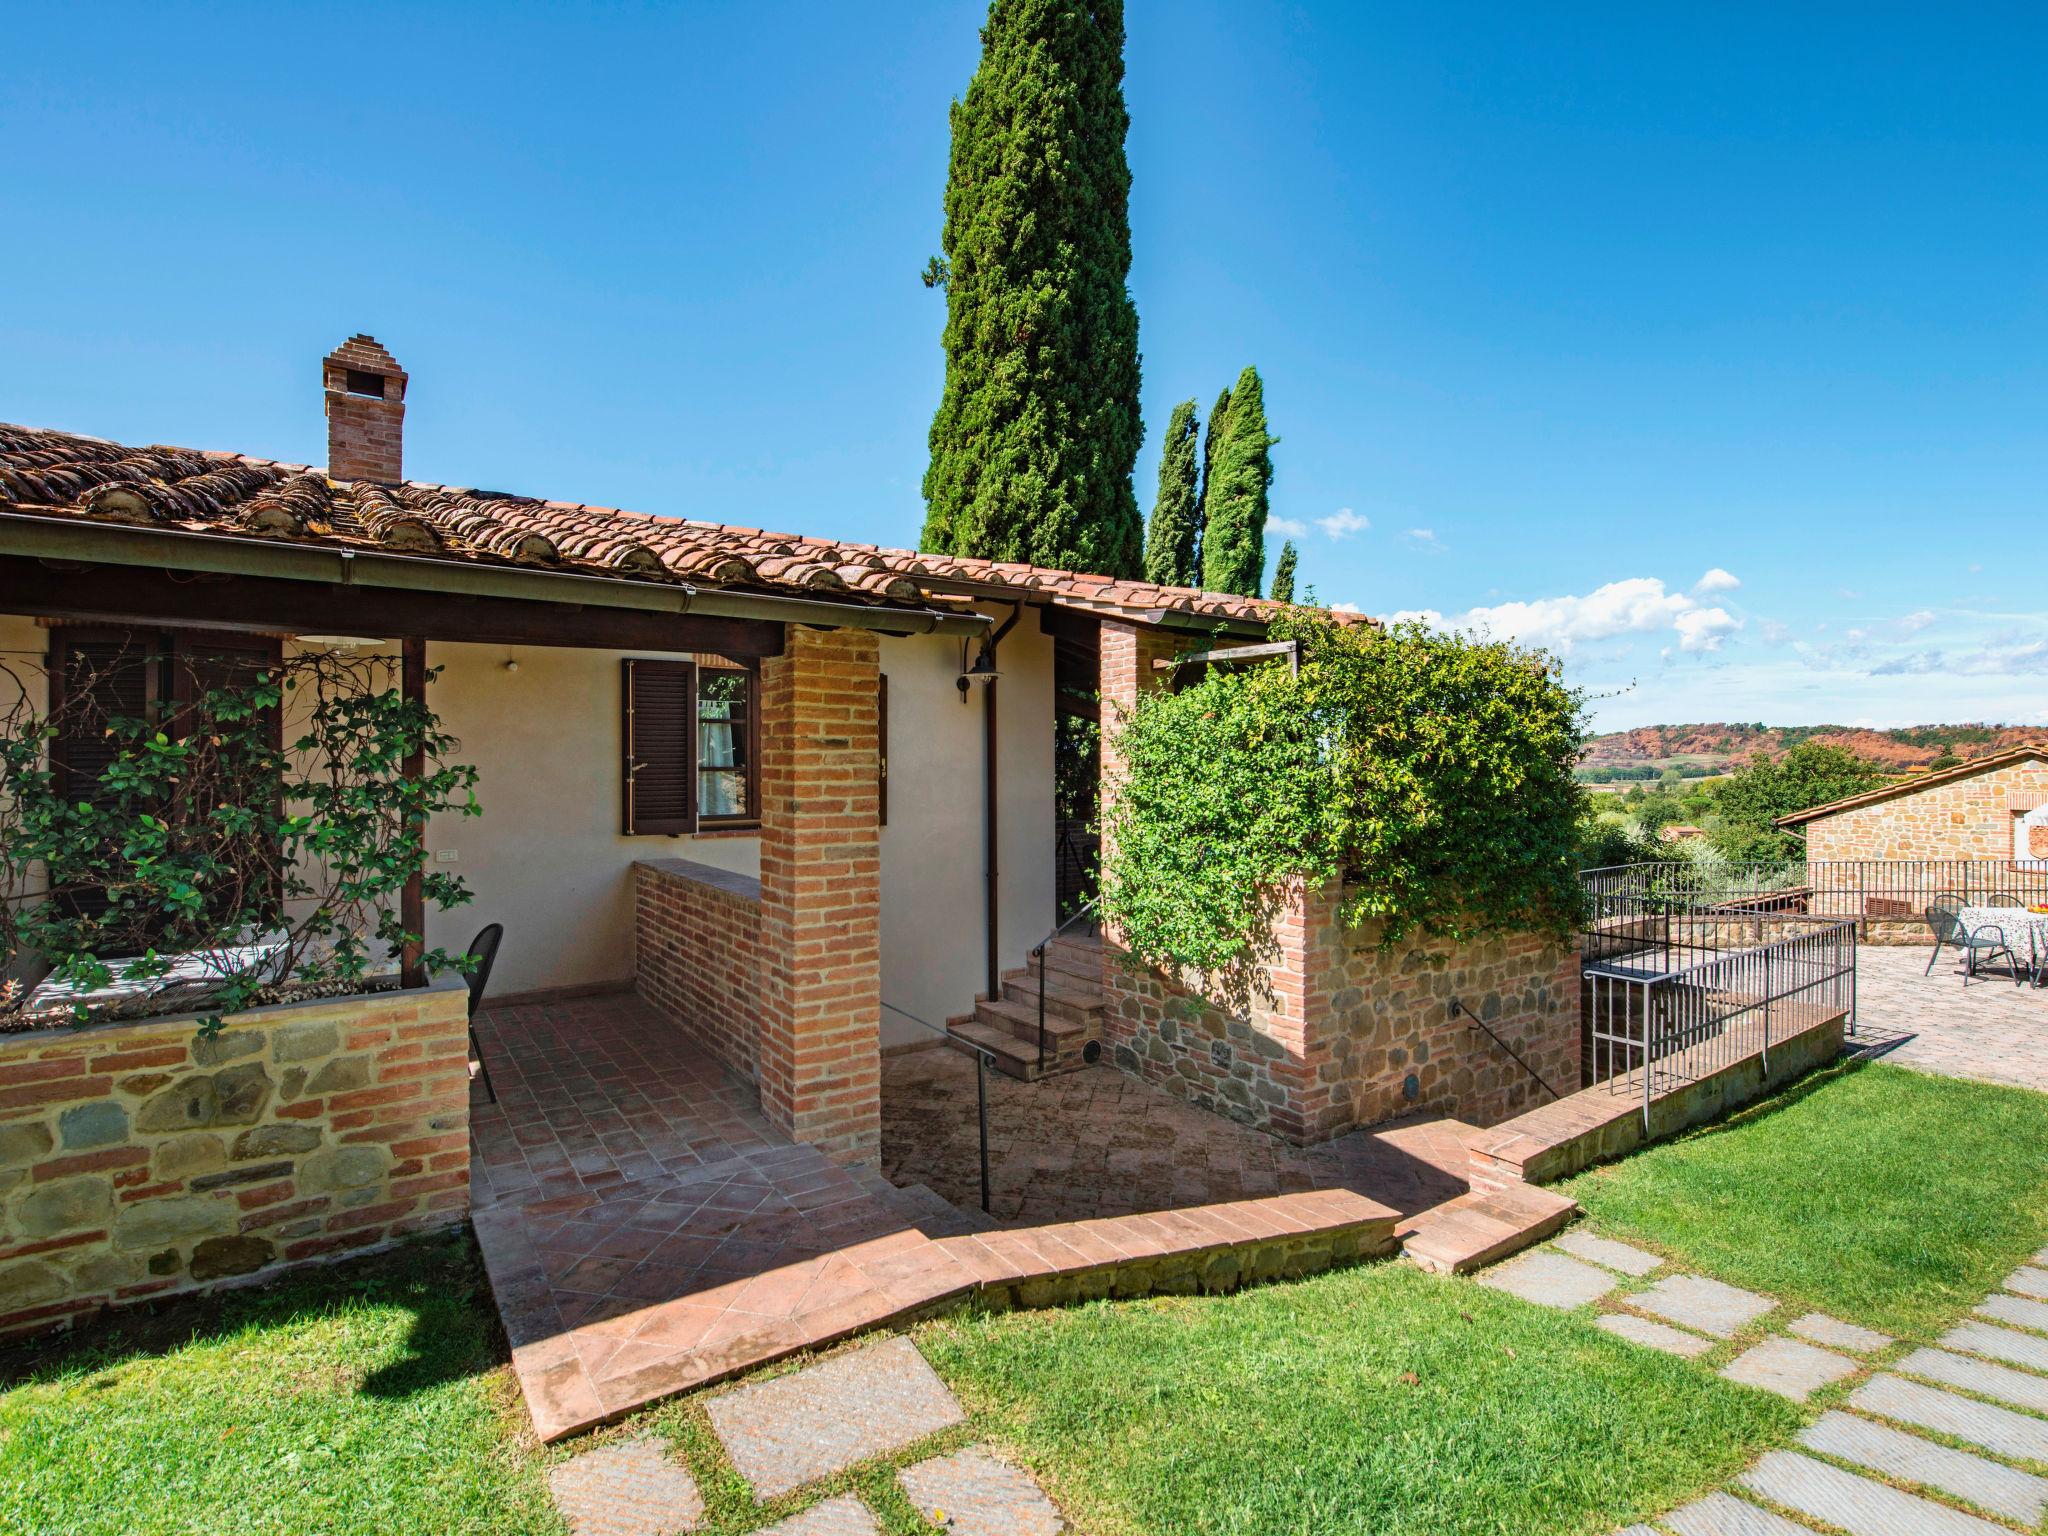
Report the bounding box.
[634,859,762,1079]
[0,977,470,1339]
[1803,756,2048,861]
[1101,879,1580,1145]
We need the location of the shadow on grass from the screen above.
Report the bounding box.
[0,1227,508,1403]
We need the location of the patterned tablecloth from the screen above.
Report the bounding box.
[1958,906,2048,964]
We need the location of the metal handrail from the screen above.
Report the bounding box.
[1449,998,1563,1101]
[881,999,993,1214]
[1028,897,1101,1070]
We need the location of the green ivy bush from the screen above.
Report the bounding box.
[1097,616,1586,997]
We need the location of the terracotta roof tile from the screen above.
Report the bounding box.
[0,420,1358,631]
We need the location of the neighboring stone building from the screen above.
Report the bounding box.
[1779,745,2048,863]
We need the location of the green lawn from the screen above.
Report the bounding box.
[918,1262,1798,1536]
[1565,1059,2048,1338]
[0,1234,558,1536]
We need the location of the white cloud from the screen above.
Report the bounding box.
[1393,576,1742,657]
[1402,528,1443,552]
[1759,618,1792,646]
[1694,567,1741,593]
[1317,508,1371,539]
[1330,600,1365,615]
[1266,516,1309,538]
[1899,609,1937,634]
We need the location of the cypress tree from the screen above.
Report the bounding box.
[921,0,1144,578]
[1142,399,1201,586]
[1200,366,1275,597]
[1198,386,1231,526]
[1270,540,1298,603]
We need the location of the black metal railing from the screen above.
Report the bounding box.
[1584,858,2048,940]
[1029,897,1100,1071]
[882,1000,993,1214]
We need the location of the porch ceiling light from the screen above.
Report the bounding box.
[296,634,387,649]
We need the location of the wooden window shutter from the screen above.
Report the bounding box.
[877,673,888,827]
[623,658,696,835]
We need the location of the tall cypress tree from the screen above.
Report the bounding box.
[1142,399,1201,586]
[1198,386,1231,529]
[1200,366,1275,597]
[1270,540,1298,603]
[921,0,1144,578]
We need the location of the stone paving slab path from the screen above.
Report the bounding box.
[1979,1291,2048,1334]
[1474,1247,1618,1309]
[1740,1449,2011,1535]
[547,1438,704,1536]
[2005,1265,2048,1300]
[753,1495,879,1535]
[703,1337,965,1499]
[1800,1408,2048,1527]
[897,1446,1067,1536]
[1787,1312,1892,1354]
[1848,1372,2048,1463]
[1625,1274,1776,1339]
[1941,1317,2048,1373]
[1719,1336,1857,1402]
[1659,1489,1811,1536]
[1899,1344,2048,1414]
[1595,1312,1714,1358]
[1553,1228,1663,1276]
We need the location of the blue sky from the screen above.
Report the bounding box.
[4,2,2043,731]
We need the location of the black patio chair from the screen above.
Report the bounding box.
[1925,904,2022,986]
[464,922,503,1103]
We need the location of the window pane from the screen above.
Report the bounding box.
[699,768,747,818]
[698,669,748,720]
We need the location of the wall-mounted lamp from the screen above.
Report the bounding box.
[503,658,521,675]
[957,639,1000,701]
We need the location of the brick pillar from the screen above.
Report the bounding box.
[755,626,883,1165]
[323,334,407,483]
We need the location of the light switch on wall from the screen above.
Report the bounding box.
[434,849,459,863]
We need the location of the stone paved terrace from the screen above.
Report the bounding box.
[469,992,1407,1441]
[881,1044,1474,1225]
[1853,943,2048,1092]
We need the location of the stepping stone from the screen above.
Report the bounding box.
[1740,1449,2009,1536]
[704,1337,965,1498]
[1721,1336,1858,1401]
[1662,1490,1812,1536]
[1596,1312,1714,1358]
[1626,1274,1776,1338]
[1899,1346,2048,1414]
[547,1437,703,1536]
[754,1496,879,1536]
[1475,1248,1618,1309]
[1788,1312,1892,1354]
[1613,1526,1661,1535]
[897,1446,1065,1536]
[1979,1292,2048,1336]
[1943,1318,2048,1373]
[1553,1229,1662,1276]
[2006,1266,2048,1300]
[1802,1409,2048,1527]
[1850,1373,2048,1464]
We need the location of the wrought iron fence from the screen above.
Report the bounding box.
[1583,912,1857,1130]
[1583,858,2048,939]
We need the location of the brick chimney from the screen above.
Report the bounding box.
[322,334,407,483]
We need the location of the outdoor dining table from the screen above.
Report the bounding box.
[1957,905,2048,984]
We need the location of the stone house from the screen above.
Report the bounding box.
[0,335,1578,1333]
[1779,746,2048,864]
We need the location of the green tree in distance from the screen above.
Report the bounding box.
[921,0,1144,578]
[1270,540,1298,603]
[1709,743,1887,863]
[1200,366,1275,596]
[1143,399,1202,587]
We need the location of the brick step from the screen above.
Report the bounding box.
[975,997,1088,1048]
[1398,1183,1580,1275]
[1003,958,1105,1003]
[1000,973,1104,1025]
[878,1179,997,1237]
[946,1018,1089,1081]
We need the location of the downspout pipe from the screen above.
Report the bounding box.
[982,604,1022,999]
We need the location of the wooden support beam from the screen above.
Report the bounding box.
[400,635,427,990]
[1153,639,1300,677]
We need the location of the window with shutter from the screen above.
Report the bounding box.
[696,661,759,825]
[622,659,697,835]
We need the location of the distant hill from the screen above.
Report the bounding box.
[1579,722,2041,779]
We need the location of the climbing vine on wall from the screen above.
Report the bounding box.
[1097,615,1586,999]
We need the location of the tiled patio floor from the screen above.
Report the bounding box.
[469,993,1408,1442]
[881,1044,1473,1224]
[1852,943,2048,1092]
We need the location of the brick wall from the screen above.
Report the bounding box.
[1101,879,1580,1143]
[755,626,883,1165]
[634,859,762,1078]
[1804,757,2048,861]
[0,977,470,1339]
